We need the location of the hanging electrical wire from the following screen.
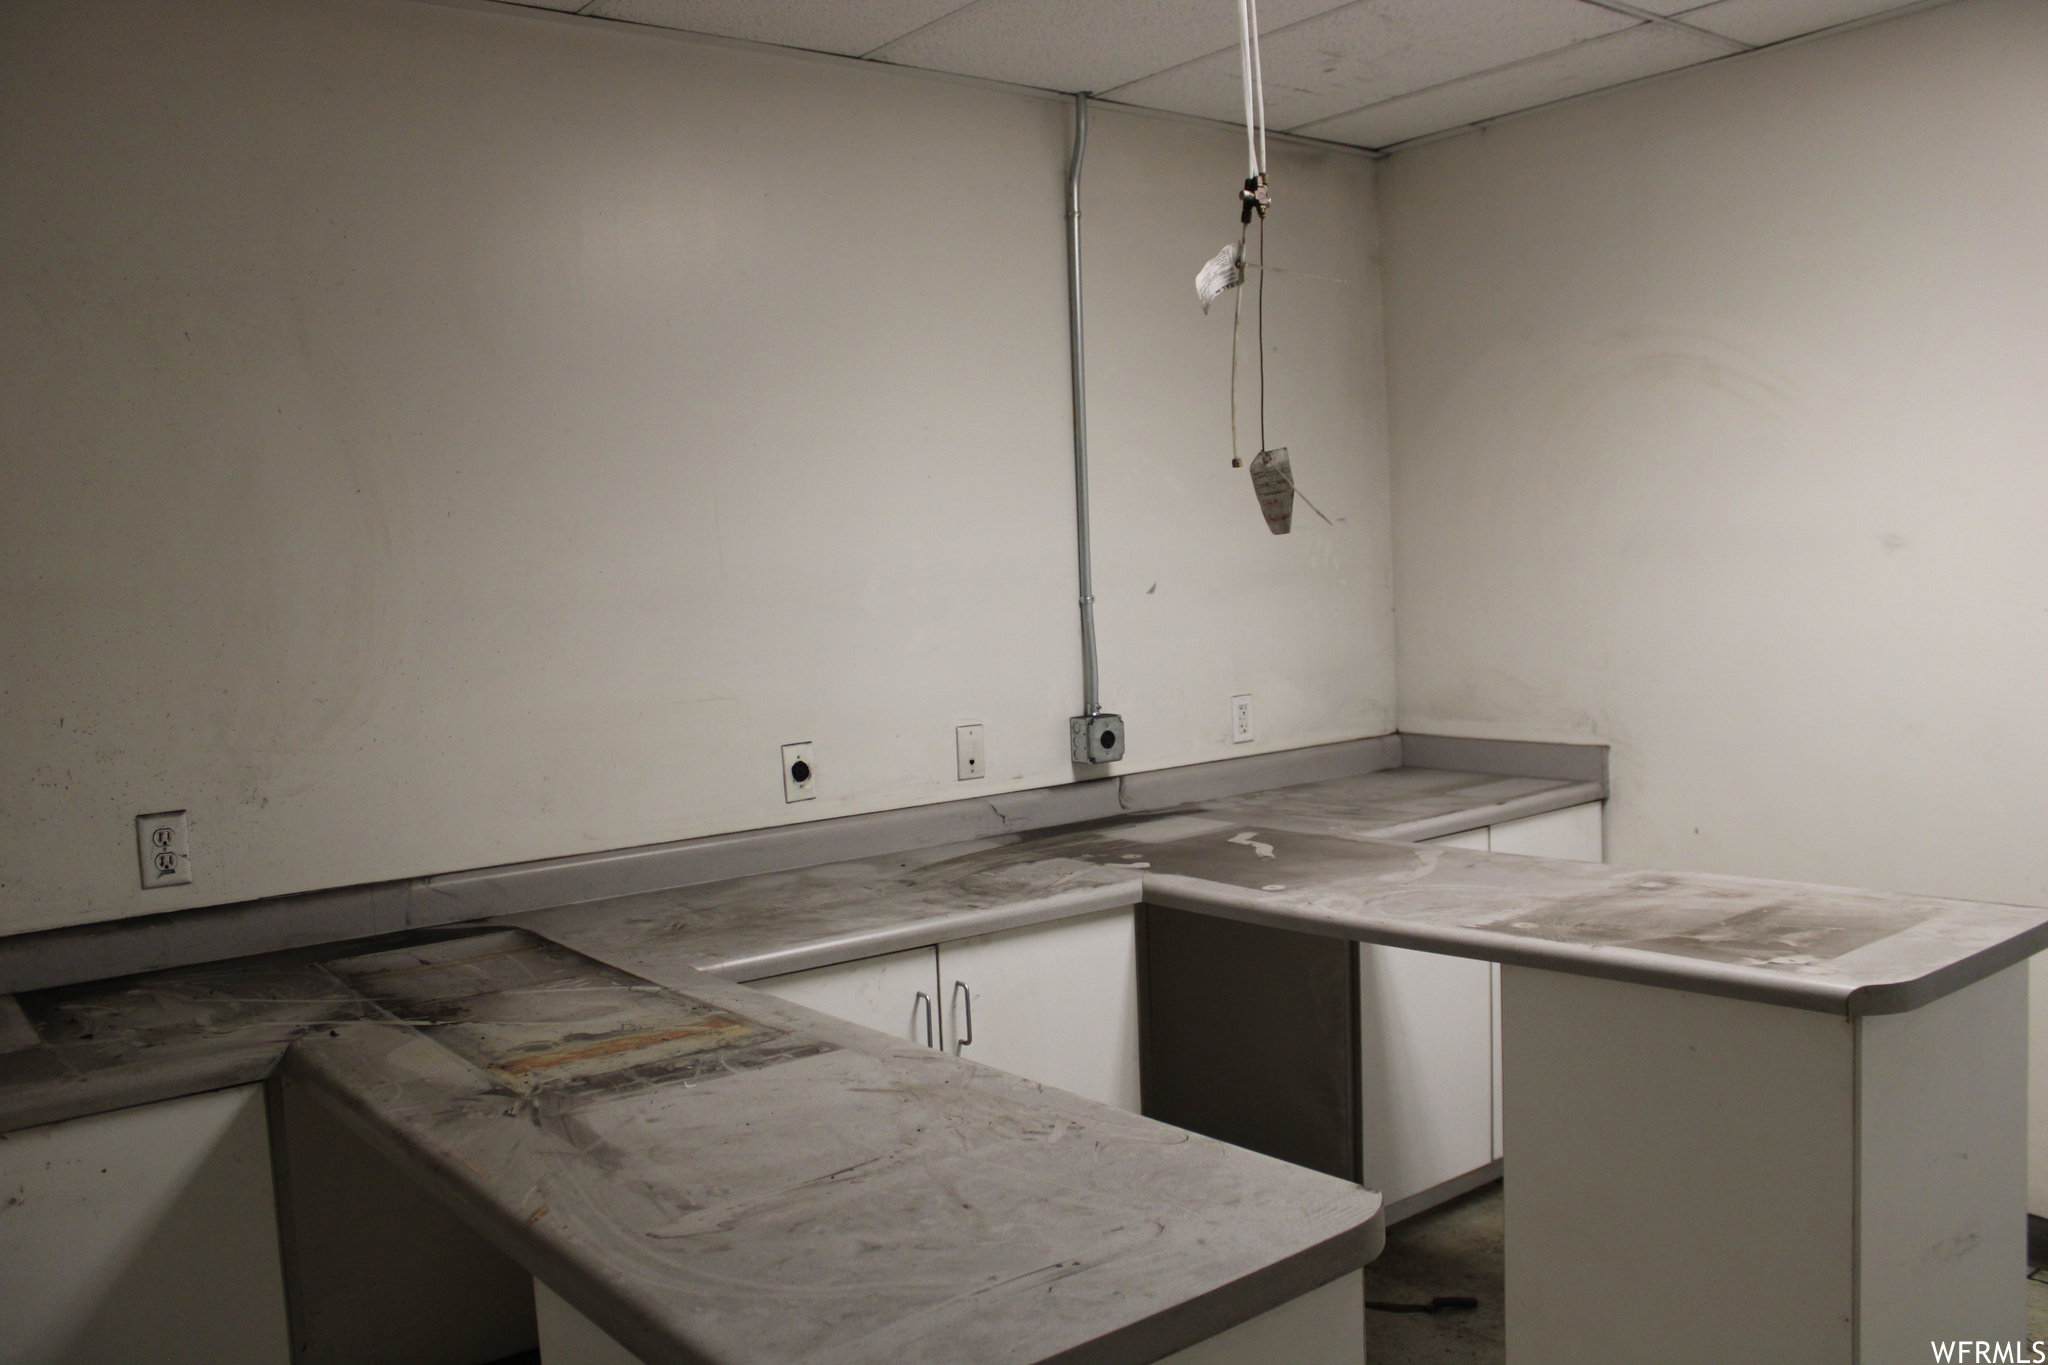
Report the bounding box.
[1193,0,1329,535]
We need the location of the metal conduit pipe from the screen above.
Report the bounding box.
[1064,92,1124,765]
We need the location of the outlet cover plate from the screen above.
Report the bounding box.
[782,742,816,803]
[137,811,193,888]
[1231,694,1254,744]
[956,724,985,780]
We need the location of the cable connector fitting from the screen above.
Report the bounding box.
[1239,173,1271,224]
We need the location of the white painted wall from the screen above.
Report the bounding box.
[1378,0,2048,1201]
[0,0,1392,935]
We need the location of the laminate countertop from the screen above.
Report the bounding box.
[287,927,1381,1365]
[516,769,2048,1016]
[0,766,1589,1143]
[6,763,2044,1363]
[0,920,1386,1365]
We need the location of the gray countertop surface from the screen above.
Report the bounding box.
[514,769,2048,1017]
[7,762,2044,1361]
[504,769,1603,983]
[290,928,1381,1365]
[12,764,2047,1143]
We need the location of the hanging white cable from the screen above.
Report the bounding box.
[1235,0,1259,180]
[1247,0,1268,176]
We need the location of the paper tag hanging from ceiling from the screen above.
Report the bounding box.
[1194,241,1243,313]
[1247,447,1293,535]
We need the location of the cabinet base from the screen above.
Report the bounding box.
[1384,1159,1502,1226]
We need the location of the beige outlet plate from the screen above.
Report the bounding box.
[137,811,193,888]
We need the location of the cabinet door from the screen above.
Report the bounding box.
[748,946,941,1049]
[1357,941,1495,1209]
[1360,825,1497,1196]
[937,908,1140,1111]
[1487,801,1604,861]
[0,1085,291,1365]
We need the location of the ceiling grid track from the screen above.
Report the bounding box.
[487,0,1954,152]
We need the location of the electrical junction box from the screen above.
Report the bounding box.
[1070,714,1125,765]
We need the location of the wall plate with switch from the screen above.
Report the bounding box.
[1232,694,1254,744]
[136,811,192,888]
[781,742,816,803]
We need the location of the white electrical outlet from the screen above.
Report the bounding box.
[1231,695,1255,744]
[781,742,816,803]
[956,725,985,781]
[137,811,193,888]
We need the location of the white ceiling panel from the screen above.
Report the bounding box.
[866,0,1348,98]
[1672,0,1930,46]
[1103,0,1637,131]
[581,0,977,57]
[1297,21,1730,147]
[498,0,1954,151]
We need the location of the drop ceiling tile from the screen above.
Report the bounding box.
[1672,0,1929,45]
[1103,0,1637,130]
[1297,20,1729,147]
[582,0,977,57]
[866,0,1346,97]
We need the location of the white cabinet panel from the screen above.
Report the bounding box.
[1156,1270,1364,1364]
[2030,954,2048,1217]
[939,908,1140,1111]
[1488,802,1604,861]
[1376,825,1497,1201]
[535,1280,644,1364]
[1478,801,1603,1165]
[1492,962,1504,1161]
[749,946,941,1049]
[1358,943,1496,1208]
[0,1085,291,1365]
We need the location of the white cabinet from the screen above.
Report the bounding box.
[749,908,1140,1112]
[0,1085,292,1365]
[1487,802,1604,861]
[940,909,1140,1112]
[1356,941,1494,1210]
[1483,803,1604,1165]
[748,944,942,1049]
[1360,802,1603,1215]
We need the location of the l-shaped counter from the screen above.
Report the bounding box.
[3,760,2042,1364]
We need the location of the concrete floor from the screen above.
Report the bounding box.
[1361,1182,2048,1363]
[1359,1183,1505,1364]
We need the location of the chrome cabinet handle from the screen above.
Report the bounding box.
[913,991,935,1049]
[950,981,973,1054]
